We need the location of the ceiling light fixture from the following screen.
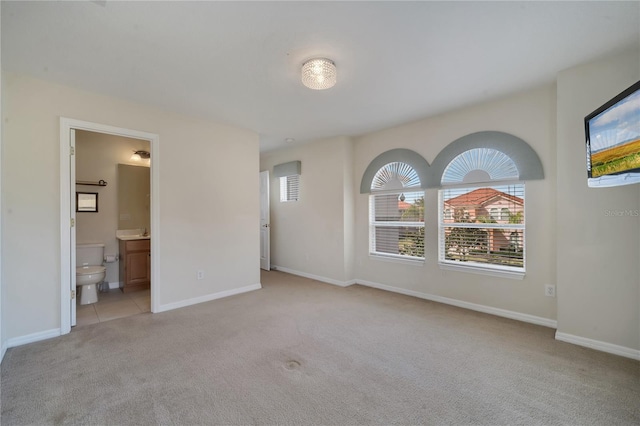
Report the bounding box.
[301,58,336,90]
[130,150,150,161]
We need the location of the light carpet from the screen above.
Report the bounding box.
[2,270,639,425]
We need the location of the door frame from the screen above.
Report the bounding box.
[259,170,270,271]
[60,118,160,334]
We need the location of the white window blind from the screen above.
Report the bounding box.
[439,184,524,272]
[442,148,519,184]
[279,175,299,202]
[369,191,424,260]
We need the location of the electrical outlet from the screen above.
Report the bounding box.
[545,284,556,297]
[197,270,204,280]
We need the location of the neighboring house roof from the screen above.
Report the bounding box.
[444,188,523,208]
[398,200,412,210]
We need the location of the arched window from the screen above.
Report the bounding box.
[369,162,424,261]
[439,148,525,277]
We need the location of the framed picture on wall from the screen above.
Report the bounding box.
[77,192,98,212]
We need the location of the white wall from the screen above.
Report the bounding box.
[0,3,5,362]
[75,131,150,286]
[260,136,355,285]
[342,140,355,281]
[353,85,558,322]
[2,73,260,341]
[556,48,640,354]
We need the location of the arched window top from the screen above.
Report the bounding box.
[429,131,544,188]
[441,148,519,185]
[371,162,421,191]
[360,132,543,192]
[360,148,430,194]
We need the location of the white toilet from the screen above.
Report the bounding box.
[76,243,107,305]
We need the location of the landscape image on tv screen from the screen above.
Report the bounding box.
[588,88,640,178]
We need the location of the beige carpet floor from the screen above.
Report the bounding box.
[1,270,639,425]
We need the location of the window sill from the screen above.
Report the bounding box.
[369,254,425,266]
[438,261,525,280]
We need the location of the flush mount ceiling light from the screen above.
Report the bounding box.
[301,58,337,90]
[130,150,150,161]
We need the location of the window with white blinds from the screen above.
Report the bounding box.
[279,175,299,202]
[370,191,424,260]
[438,147,526,277]
[369,162,424,261]
[439,184,525,272]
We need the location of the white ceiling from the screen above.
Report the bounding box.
[2,1,639,152]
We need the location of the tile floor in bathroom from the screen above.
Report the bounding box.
[76,288,150,327]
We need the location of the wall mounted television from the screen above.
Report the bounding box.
[585,79,640,188]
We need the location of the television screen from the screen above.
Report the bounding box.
[585,79,640,188]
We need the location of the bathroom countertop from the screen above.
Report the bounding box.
[116,229,150,241]
[116,235,150,241]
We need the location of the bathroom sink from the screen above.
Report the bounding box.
[116,229,150,240]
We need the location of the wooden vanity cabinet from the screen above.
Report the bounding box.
[119,239,150,293]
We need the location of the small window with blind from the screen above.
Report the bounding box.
[280,175,299,202]
[369,162,424,261]
[439,148,525,278]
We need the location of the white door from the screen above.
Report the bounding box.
[70,129,77,326]
[259,170,270,271]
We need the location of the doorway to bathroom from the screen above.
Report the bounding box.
[60,118,160,334]
[75,131,151,326]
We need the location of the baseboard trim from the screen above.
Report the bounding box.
[1,341,7,364]
[6,328,61,349]
[108,281,120,290]
[555,332,640,360]
[356,279,558,329]
[156,283,262,313]
[271,265,356,287]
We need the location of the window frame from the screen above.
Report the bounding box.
[367,161,425,264]
[369,189,425,263]
[438,182,525,280]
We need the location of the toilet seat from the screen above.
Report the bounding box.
[76,265,106,275]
